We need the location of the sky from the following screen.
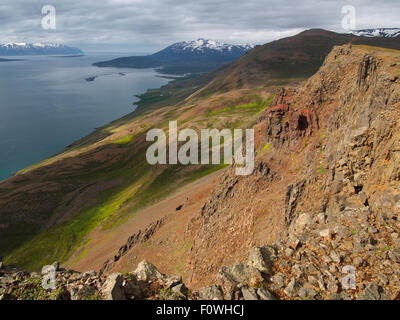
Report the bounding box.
[0,0,399,53]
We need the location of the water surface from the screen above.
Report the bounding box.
[0,53,169,180]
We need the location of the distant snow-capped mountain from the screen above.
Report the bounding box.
[166,38,254,53]
[0,42,83,56]
[350,28,400,38]
[151,39,253,62]
[94,39,254,74]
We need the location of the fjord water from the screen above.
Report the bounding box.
[0,53,169,181]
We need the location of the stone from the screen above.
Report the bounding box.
[285,248,294,257]
[216,269,238,300]
[330,251,341,264]
[171,283,188,299]
[241,287,259,300]
[327,281,339,294]
[293,264,305,278]
[377,274,388,285]
[247,246,273,274]
[298,287,316,299]
[292,213,312,234]
[257,288,276,300]
[133,260,164,282]
[389,249,400,263]
[284,278,299,297]
[319,228,331,238]
[358,283,384,300]
[123,280,142,299]
[271,273,285,289]
[69,286,96,300]
[353,256,364,267]
[220,263,264,287]
[163,275,183,289]
[317,212,327,224]
[198,285,223,300]
[51,261,60,271]
[101,273,126,300]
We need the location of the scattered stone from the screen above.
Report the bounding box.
[198,285,223,300]
[389,249,400,263]
[319,228,331,238]
[247,246,273,274]
[171,283,188,299]
[257,287,276,300]
[133,260,164,282]
[298,287,316,300]
[358,283,384,300]
[51,261,60,271]
[101,273,126,300]
[241,287,259,300]
[271,273,285,289]
[220,263,264,287]
[284,278,299,297]
[327,281,339,294]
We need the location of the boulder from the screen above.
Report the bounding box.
[171,283,189,299]
[358,283,385,300]
[246,246,275,274]
[69,286,96,300]
[123,280,142,299]
[51,261,60,271]
[220,263,264,287]
[241,287,259,300]
[198,285,223,300]
[101,273,126,300]
[133,260,165,282]
[257,288,276,300]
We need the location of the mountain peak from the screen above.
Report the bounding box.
[0,42,83,56]
[169,39,254,52]
[350,28,400,38]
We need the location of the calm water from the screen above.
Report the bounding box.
[0,53,170,181]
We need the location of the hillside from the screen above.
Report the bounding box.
[93,39,253,74]
[3,43,400,300]
[193,29,400,96]
[2,29,400,300]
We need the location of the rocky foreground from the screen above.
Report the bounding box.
[1,222,399,301]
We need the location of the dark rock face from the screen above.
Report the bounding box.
[99,217,166,276]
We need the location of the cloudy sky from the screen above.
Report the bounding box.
[1,0,399,52]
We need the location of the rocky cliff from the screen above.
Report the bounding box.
[181,44,400,299]
[2,44,400,300]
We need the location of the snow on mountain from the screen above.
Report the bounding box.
[168,38,254,53]
[0,42,83,56]
[350,28,400,38]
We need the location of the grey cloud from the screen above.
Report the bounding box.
[0,0,399,52]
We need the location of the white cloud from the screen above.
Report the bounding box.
[0,0,398,52]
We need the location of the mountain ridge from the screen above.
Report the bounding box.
[0,42,83,56]
[350,28,400,38]
[93,39,253,74]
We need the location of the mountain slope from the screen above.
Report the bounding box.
[0,43,83,56]
[93,39,253,74]
[2,29,400,276]
[193,29,400,96]
[3,44,400,300]
[101,44,400,299]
